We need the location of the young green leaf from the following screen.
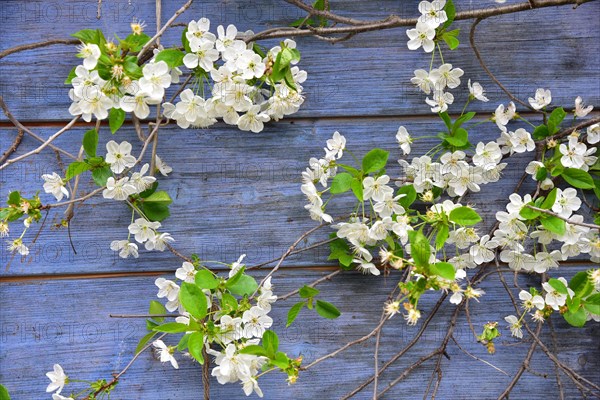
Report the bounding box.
[449,206,482,226]
[547,107,566,134]
[152,322,190,333]
[299,285,320,299]
[141,202,170,222]
[330,173,354,194]
[239,345,269,357]
[408,230,431,268]
[444,127,468,147]
[92,166,112,187]
[442,32,459,50]
[397,184,417,209]
[435,224,449,250]
[195,270,219,290]
[262,330,279,357]
[187,332,205,364]
[315,300,341,319]
[179,282,208,320]
[533,124,550,140]
[430,262,456,280]
[220,292,238,312]
[540,215,566,235]
[548,278,568,295]
[109,108,126,134]
[561,168,594,189]
[149,300,167,322]
[155,48,185,68]
[569,271,593,298]
[135,331,157,354]
[82,129,98,157]
[563,306,586,327]
[286,301,305,327]
[350,178,364,202]
[227,274,258,296]
[143,191,173,205]
[65,161,92,180]
[362,148,389,173]
[64,66,77,85]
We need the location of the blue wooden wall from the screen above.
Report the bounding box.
[1,0,599,398]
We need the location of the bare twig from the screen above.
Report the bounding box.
[0,96,76,160]
[0,129,24,164]
[138,0,194,61]
[0,117,79,170]
[0,39,79,61]
[525,205,600,229]
[451,336,510,376]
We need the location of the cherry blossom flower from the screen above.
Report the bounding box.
[528,88,551,110]
[8,238,29,256]
[363,175,394,202]
[494,102,516,130]
[128,218,161,243]
[504,315,523,339]
[418,0,448,28]
[105,140,136,174]
[242,306,273,338]
[542,278,574,310]
[396,126,413,155]
[42,172,69,201]
[110,240,139,259]
[574,96,593,117]
[406,22,436,53]
[559,136,587,168]
[411,69,434,94]
[155,155,173,176]
[139,61,172,98]
[587,123,600,144]
[468,79,488,102]
[324,131,346,159]
[425,91,454,113]
[175,262,197,283]
[77,43,101,70]
[46,364,67,394]
[153,340,179,369]
[430,63,464,90]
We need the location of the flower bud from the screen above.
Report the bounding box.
[540,177,554,190]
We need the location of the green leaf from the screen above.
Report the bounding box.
[177,333,190,351]
[330,173,354,194]
[430,262,456,280]
[315,300,341,319]
[0,384,11,400]
[453,111,475,131]
[397,184,417,209]
[124,60,143,79]
[64,66,77,85]
[408,230,431,268]
[569,271,593,298]
[82,129,98,157]
[225,266,245,287]
[548,278,568,295]
[328,238,354,268]
[92,166,112,187]
[270,352,292,369]
[109,108,126,134]
[149,300,167,322]
[7,191,21,206]
[187,332,205,364]
[362,148,389,174]
[535,167,548,181]
[561,168,594,189]
[299,285,320,299]
[547,107,566,134]
[435,224,449,250]
[179,282,208,320]
[519,204,541,220]
[449,206,482,226]
[143,191,173,205]
[135,331,157,354]
[71,29,103,44]
[121,33,151,52]
[141,202,170,222]
[227,274,258,296]
[442,32,459,50]
[155,48,185,68]
[584,302,600,315]
[262,330,279,357]
[350,178,364,202]
[445,128,468,147]
[442,0,456,28]
[220,292,238,312]
[338,163,360,177]
[533,124,550,140]
[439,112,452,131]
[540,189,558,210]
[540,215,566,235]
[239,345,269,357]
[195,270,219,290]
[138,181,158,198]
[563,306,586,327]
[286,301,305,327]
[585,293,600,306]
[65,161,91,180]
[153,322,190,333]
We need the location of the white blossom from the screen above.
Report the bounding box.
[42,172,69,201]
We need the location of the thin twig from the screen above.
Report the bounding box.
[525,205,600,229]
[0,129,24,164]
[451,336,509,376]
[0,97,76,159]
[0,117,78,170]
[278,269,341,301]
[0,39,79,60]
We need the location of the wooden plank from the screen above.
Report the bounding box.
[0,267,597,399]
[0,1,598,121]
[4,114,594,276]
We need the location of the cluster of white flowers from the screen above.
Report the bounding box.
[505,271,600,339]
[152,260,278,397]
[406,1,448,53]
[67,18,306,133]
[300,131,346,223]
[161,19,306,132]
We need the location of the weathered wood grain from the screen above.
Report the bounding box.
[0,268,598,399]
[0,1,598,121]
[2,114,595,276]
